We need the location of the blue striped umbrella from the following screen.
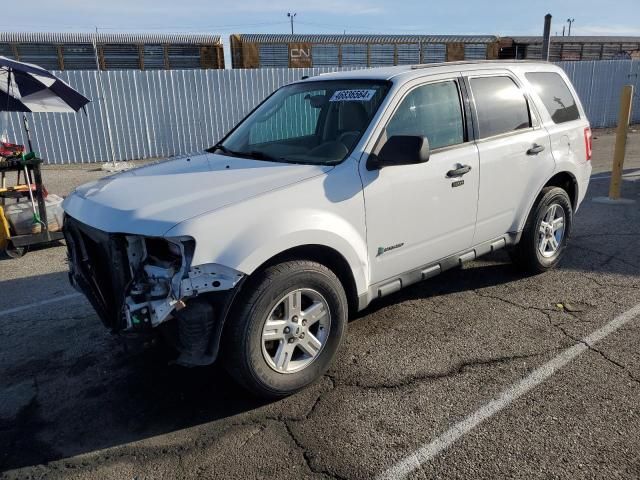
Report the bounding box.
[0,56,89,113]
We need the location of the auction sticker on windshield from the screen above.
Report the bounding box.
[329,89,376,102]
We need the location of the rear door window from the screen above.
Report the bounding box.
[525,72,580,124]
[469,76,531,139]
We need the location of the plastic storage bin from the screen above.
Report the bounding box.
[4,193,64,235]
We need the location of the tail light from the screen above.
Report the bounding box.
[584,127,592,161]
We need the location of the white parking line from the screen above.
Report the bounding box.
[590,170,640,181]
[377,302,640,480]
[0,292,83,317]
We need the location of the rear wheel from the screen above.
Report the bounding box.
[224,260,348,398]
[510,187,573,273]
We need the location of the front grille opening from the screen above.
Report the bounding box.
[66,217,132,331]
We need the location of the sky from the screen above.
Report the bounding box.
[4,0,640,65]
[4,0,640,37]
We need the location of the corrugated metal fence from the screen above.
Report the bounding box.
[4,61,640,164]
[558,60,640,128]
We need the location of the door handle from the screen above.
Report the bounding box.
[446,164,472,177]
[527,144,545,155]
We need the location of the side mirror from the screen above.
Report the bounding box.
[368,135,430,170]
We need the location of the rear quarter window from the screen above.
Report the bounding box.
[525,72,580,124]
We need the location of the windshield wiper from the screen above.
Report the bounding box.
[211,145,301,164]
[210,144,277,161]
[244,150,279,161]
[210,144,241,156]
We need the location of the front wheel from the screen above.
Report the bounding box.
[224,260,348,398]
[510,186,573,273]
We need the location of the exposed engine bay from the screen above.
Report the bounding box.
[123,236,243,330]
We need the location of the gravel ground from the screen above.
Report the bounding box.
[0,129,639,479]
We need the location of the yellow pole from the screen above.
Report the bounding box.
[0,206,10,251]
[609,85,634,200]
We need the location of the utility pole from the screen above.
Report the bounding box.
[92,27,118,169]
[542,13,552,61]
[562,25,566,36]
[567,18,575,36]
[287,12,297,34]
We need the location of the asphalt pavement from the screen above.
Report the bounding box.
[0,129,639,479]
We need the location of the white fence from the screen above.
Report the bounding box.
[4,61,640,164]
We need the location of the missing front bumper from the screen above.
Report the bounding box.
[64,216,246,364]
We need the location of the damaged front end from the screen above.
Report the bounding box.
[63,215,245,365]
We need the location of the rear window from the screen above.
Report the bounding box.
[526,72,580,124]
[469,76,531,139]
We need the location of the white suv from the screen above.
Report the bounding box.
[63,61,592,397]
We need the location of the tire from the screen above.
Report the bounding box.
[224,260,348,398]
[510,186,573,274]
[4,244,27,259]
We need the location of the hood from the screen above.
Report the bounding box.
[62,153,332,236]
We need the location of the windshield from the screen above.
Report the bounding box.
[213,80,391,165]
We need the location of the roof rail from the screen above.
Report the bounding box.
[410,59,549,70]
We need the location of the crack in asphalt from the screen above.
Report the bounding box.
[254,347,551,479]
[273,348,547,479]
[572,243,640,270]
[325,373,337,390]
[225,422,267,453]
[175,448,187,478]
[566,269,638,290]
[205,377,341,479]
[232,347,549,479]
[473,290,556,315]
[335,352,547,390]
[553,322,640,385]
[283,420,346,480]
[473,290,640,387]
[306,383,331,419]
[285,381,344,480]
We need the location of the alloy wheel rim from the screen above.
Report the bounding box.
[537,203,566,258]
[261,288,331,374]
